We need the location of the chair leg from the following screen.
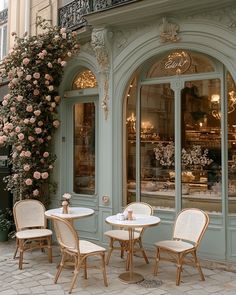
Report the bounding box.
[176,253,184,286]
[138,238,149,264]
[101,252,108,287]
[84,257,87,279]
[192,250,205,281]
[106,238,114,265]
[18,239,24,270]
[48,236,52,263]
[153,247,160,276]
[13,238,19,259]
[54,252,66,283]
[69,260,81,294]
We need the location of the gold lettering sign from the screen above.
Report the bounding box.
[162,51,191,75]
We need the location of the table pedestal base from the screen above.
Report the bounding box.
[119,271,144,284]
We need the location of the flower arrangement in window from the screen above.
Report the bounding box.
[0,18,79,206]
[154,142,213,168]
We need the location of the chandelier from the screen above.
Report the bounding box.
[211,91,236,119]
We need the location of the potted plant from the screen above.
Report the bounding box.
[0,208,13,242]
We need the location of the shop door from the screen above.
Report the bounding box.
[62,95,98,197]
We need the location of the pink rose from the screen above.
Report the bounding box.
[33,171,41,179]
[30,117,36,124]
[28,136,35,142]
[24,118,29,124]
[23,164,30,171]
[53,120,60,128]
[47,62,52,68]
[16,95,23,102]
[60,28,66,34]
[25,178,33,185]
[33,89,40,96]
[43,152,49,158]
[18,133,24,140]
[33,72,40,79]
[25,74,32,81]
[20,151,25,157]
[25,151,31,157]
[15,126,21,133]
[41,172,49,179]
[51,102,56,108]
[38,121,43,126]
[34,110,41,116]
[23,58,30,65]
[13,174,18,180]
[61,61,67,67]
[16,145,22,151]
[54,96,60,103]
[0,136,6,144]
[45,74,51,80]
[45,95,51,101]
[35,127,42,134]
[48,85,54,91]
[26,105,33,112]
[2,100,8,106]
[33,189,39,196]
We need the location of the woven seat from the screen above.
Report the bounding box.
[52,215,108,293]
[153,208,209,285]
[13,199,52,269]
[104,202,153,270]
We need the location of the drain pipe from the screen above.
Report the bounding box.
[24,0,31,35]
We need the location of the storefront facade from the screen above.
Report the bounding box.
[6,0,236,264]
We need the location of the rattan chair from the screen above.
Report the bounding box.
[13,199,52,269]
[153,208,209,285]
[52,215,108,294]
[105,202,153,269]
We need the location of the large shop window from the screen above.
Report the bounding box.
[124,50,236,213]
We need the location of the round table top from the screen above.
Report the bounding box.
[45,207,94,220]
[106,214,161,228]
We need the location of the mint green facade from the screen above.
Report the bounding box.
[52,1,236,264]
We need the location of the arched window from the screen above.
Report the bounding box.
[72,69,97,89]
[124,50,236,214]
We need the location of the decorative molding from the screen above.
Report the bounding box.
[91,28,110,120]
[159,17,180,43]
[185,5,236,30]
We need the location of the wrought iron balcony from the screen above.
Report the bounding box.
[0,8,8,25]
[58,0,138,30]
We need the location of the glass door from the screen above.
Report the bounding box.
[62,96,98,197]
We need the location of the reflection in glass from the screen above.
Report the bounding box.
[74,103,95,195]
[125,77,137,205]
[126,82,175,209]
[181,79,222,212]
[227,72,236,213]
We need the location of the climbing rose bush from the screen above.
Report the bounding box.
[0,20,79,205]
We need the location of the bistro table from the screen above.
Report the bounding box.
[45,206,94,221]
[106,214,161,284]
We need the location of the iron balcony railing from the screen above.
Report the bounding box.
[58,0,138,30]
[0,8,8,25]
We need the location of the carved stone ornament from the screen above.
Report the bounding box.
[91,28,110,120]
[91,28,109,72]
[159,17,180,43]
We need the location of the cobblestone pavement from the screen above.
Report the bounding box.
[1,240,236,295]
